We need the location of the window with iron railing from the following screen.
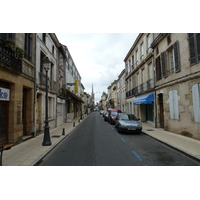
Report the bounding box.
[24,33,32,62]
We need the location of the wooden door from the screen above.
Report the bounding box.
[0,102,8,145]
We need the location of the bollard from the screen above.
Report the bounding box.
[62,128,65,136]
[73,122,75,127]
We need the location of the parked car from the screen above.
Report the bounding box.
[104,111,109,121]
[115,113,142,133]
[100,110,105,115]
[108,109,122,124]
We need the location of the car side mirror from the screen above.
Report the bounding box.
[138,118,140,121]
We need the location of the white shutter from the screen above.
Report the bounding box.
[173,90,179,120]
[169,90,174,119]
[192,84,200,122]
[169,90,179,120]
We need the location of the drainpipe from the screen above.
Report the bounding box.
[33,34,37,137]
[152,47,157,128]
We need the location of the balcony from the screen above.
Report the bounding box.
[126,79,155,98]
[39,72,57,93]
[0,40,22,72]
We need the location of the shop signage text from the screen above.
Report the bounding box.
[0,87,10,101]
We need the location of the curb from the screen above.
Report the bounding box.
[32,115,89,166]
[142,131,200,163]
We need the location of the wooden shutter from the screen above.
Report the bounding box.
[192,84,200,123]
[161,51,167,77]
[174,41,180,72]
[196,33,200,62]
[156,56,162,81]
[188,33,196,65]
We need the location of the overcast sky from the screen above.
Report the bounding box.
[56,33,138,103]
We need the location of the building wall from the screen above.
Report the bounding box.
[0,33,35,145]
[36,33,58,133]
[124,33,155,123]
[154,33,200,139]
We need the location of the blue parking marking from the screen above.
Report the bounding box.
[116,132,120,136]
[132,151,143,161]
[120,138,126,143]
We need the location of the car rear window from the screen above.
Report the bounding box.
[128,114,137,120]
[111,111,118,115]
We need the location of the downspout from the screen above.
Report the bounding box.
[33,33,37,137]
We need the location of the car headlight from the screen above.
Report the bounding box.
[137,124,142,128]
[120,123,126,127]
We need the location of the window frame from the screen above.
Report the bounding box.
[188,33,200,66]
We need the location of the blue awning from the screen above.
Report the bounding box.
[133,93,154,105]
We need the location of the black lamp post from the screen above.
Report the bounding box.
[42,56,52,146]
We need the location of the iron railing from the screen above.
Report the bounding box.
[0,40,22,72]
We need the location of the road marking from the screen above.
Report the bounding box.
[116,132,120,136]
[132,151,143,161]
[120,138,126,143]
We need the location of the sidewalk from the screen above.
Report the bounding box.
[2,116,200,166]
[141,123,200,161]
[2,115,88,166]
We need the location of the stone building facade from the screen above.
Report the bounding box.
[0,33,36,145]
[116,69,126,112]
[151,33,200,139]
[124,33,155,125]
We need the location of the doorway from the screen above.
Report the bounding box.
[0,102,8,145]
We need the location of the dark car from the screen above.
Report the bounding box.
[115,113,142,133]
[104,111,109,121]
[108,109,122,124]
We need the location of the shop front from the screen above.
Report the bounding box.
[0,86,10,145]
[133,93,154,123]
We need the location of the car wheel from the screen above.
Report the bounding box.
[118,126,121,133]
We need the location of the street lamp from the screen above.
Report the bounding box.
[42,56,52,146]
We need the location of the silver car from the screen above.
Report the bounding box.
[115,113,142,133]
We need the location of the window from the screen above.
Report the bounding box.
[148,62,153,88]
[24,33,32,61]
[0,33,14,41]
[42,33,46,43]
[192,83,200,122]
[161,51,167,77]
[188,33,200,66]
[140,43,144,60]
[156,56,162,81]
[169,90,179,120]
[156,47,159,55]
[169,41,180,73]
[167,34,171,45]
[136,50,138,65]
[129,60,131,72]
[147,34,153,53]
[52,46,54,55]
[132,56,134,68]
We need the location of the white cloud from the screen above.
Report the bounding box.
[56,33,138,102]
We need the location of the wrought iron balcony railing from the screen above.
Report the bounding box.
[0,40,22,72]
[39,72,57,93]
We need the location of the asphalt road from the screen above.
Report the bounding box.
[38,112,200,166]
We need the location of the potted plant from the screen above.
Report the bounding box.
[4,39,15,50]
[15,47,24,59]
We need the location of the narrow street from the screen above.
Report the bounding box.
[38,112,200,166]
